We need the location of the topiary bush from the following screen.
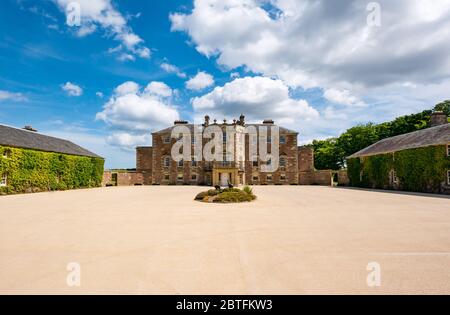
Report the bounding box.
[0,145,104,195]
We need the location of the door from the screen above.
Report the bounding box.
[221,172,229,187]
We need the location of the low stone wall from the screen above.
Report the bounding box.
[102,170,144,186]
[299,170,333,186]
[337,170,349,186]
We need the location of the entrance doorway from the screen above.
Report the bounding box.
[220,172,230,187]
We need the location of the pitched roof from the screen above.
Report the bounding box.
[0,124,102,158]
[348,123,450,158]
[152,123,299,134]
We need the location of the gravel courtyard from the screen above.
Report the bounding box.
[1,186,449,294]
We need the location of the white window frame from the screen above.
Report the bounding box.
[191,174,197,181]
[163,136,171,144]
[280,135,286,144]
[0,173,7,187]
[267,174,273,182]
[252,175,259,181]
[447,170,450,185]
[177,173,184,181]
[280,174,286,181]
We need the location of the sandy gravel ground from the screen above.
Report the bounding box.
[0,186,449,295]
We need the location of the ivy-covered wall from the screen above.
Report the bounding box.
[0,145,104,195]
[347,145,450,194]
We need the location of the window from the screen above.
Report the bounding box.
[191,174,197,181]
[389,170,398,186]
[252,160,258,167]
[447,144,450,157]
[447,170,450,185]
[164,156,171,167]
[0,173,7,187]
[163,136,171,144]
[191,157,197,167]
[191,136,196,145]
[267,136,271,144]
[178,159,184,167]
[280,157,287,168]
[280,174,286,181]
[223,132,227,143]
[252,175,259,181]
[267,174,273,182]
[2,149,11,159]
[280,136,286,144]
[177,173,184,181]
[164,174,170,181]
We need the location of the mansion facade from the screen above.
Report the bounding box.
[115,115,334,187]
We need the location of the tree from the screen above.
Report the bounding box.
[434,100,450,117]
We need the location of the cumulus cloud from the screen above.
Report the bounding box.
[171,0,450,139]
[106,132,151,151]
[186,71,215,91]
[54,0,150,60]
[171,0,450,89]
[61,82,83,96]
[96,81,180,148]
[323,88,366,107]
[0,90,28,102]
[191,76,319,127]
[160,62,187,78]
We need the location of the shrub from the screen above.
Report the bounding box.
[214,190,255,203]
[207,189,220,196]
[195,191,208,200]
[242,185,253,195]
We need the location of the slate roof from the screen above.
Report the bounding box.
[348,123,450,158]
[152,123,299,135]
[0,124,102,158]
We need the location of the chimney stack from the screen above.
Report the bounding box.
[174,120,188,125]
[23,125,37,132]
[430,111,448,127]
[263,119,274,124]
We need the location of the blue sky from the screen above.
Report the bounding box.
[1,0,450,168]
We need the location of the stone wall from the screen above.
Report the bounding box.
[298,146,333,186]
[337,170,349,186]
[102,170,144,186]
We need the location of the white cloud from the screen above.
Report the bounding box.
[106,132,151,151]
[186,71,215,91]
[160,62,187,78]
[96,81,180,134]
[144,82,173,97]
[323,88,366,107]
[191,76,319,127]
[54,0,150,60]
[0,90,28,102]
[171,0,450,139]
[96,91,104,98]
[61,82,83,96]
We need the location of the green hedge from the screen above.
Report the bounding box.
[0,146,104,194]
[347,145,450,193]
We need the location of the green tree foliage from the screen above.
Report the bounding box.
[0,146,104,194]
[313,105,440,170]
[434,100,450,118]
